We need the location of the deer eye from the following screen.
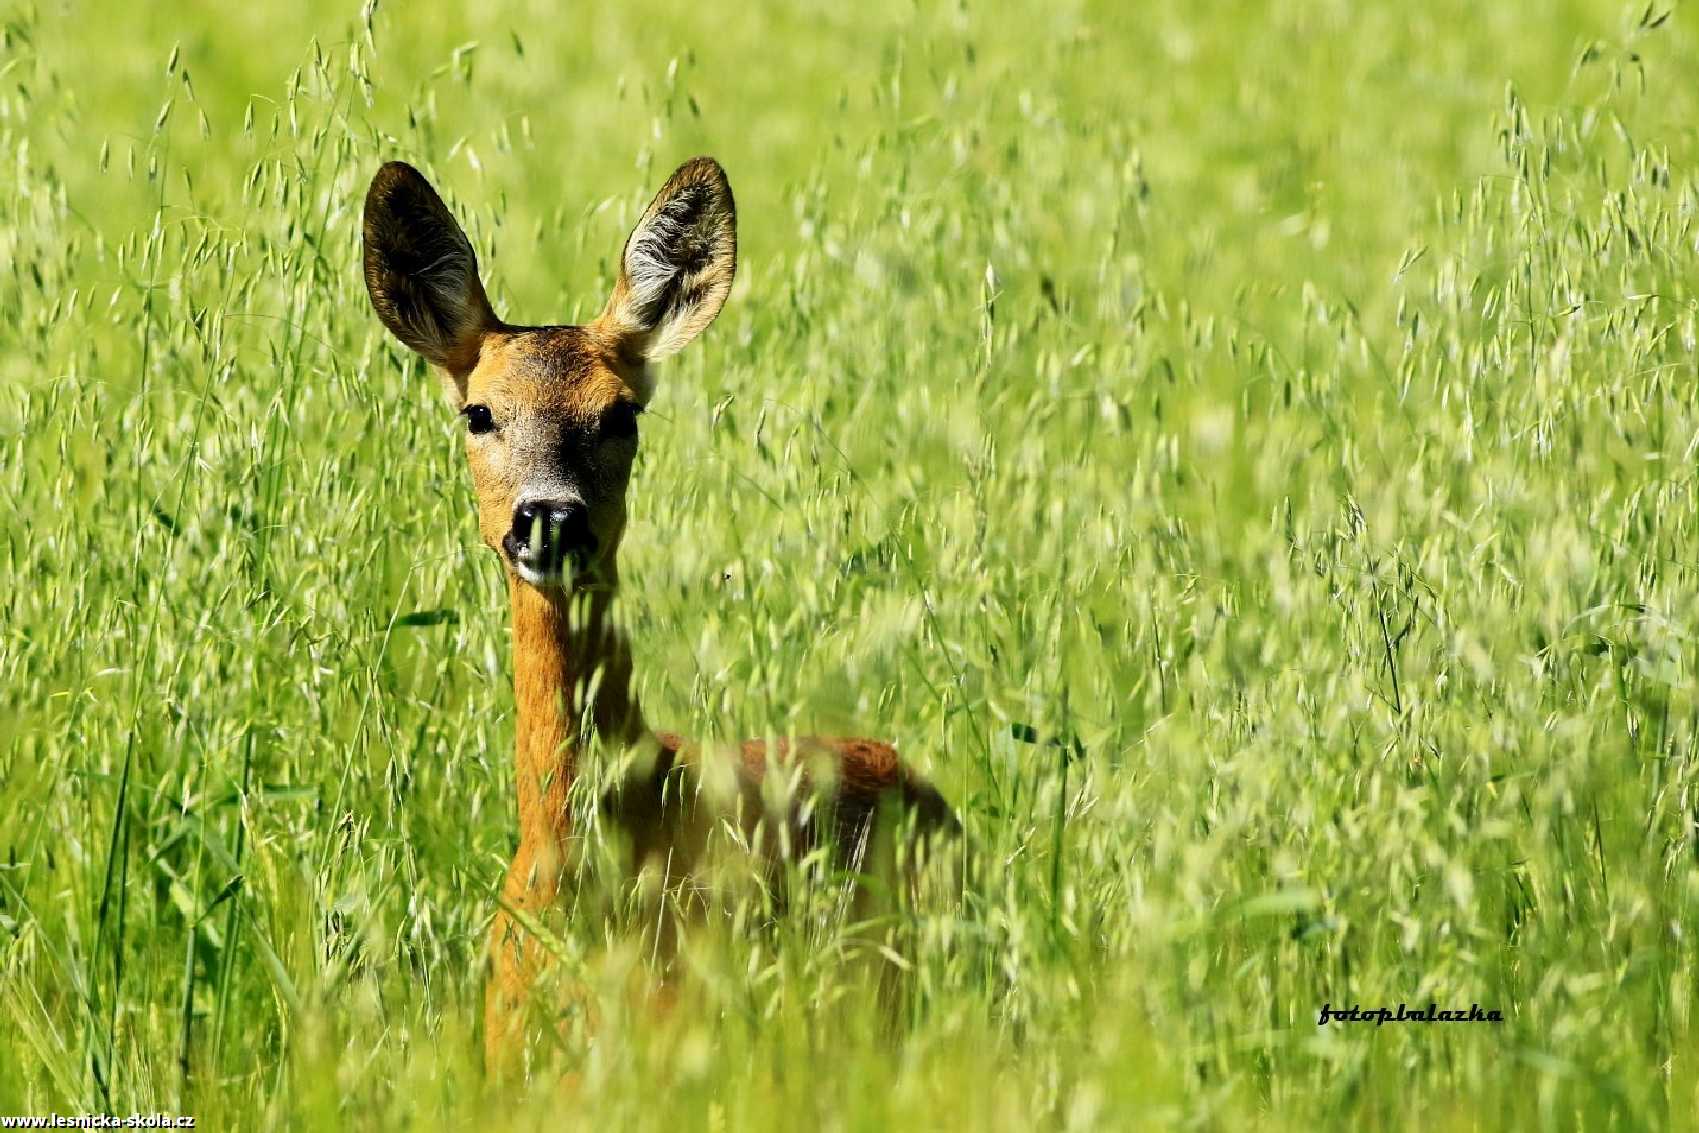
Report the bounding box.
[601,401,642,441]
[461,404,496,435]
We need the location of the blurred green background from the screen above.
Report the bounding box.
[5,0,1699,1127]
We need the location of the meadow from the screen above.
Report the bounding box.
[4,0,1699,1127]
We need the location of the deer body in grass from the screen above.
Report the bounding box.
[360,157,957,1072]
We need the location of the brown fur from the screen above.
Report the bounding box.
[361,157,957,1080]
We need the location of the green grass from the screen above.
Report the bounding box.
[5,0,1699,1127]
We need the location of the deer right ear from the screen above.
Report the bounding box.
[362,161,497,379]
[596,156,737,365]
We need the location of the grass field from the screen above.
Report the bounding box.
[5,0,1699,1127]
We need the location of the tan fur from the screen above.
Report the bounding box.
[360,157,957,1081]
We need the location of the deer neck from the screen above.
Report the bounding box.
[508,571,646,848]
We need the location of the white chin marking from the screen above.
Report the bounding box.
[513,561,563,588]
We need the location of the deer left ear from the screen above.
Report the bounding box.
[363,161,498,380]
[596,157,737,363]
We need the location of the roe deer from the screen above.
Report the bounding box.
[360,157,957,1075]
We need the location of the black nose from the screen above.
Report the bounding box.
[506,499,597,570]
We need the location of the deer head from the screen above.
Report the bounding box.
[361,157,737,589]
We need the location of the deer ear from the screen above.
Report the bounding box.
[362,161,497,377]
[597,157,736,363]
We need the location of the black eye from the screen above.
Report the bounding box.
[601,401,642,440]
[462,404,496,435]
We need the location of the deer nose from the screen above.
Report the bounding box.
[506,498,598,573]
